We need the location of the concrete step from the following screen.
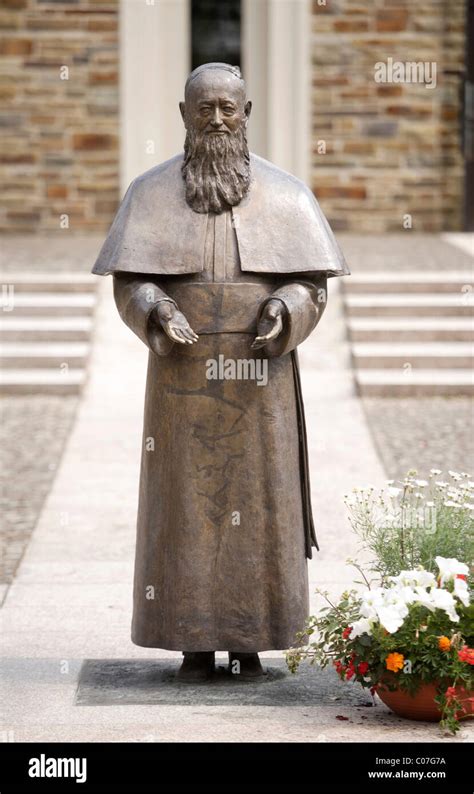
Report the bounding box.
[352,342,474,369]
[0,293,95,316]
[344,271,473,293]
[345,293,473,317]
[0,317,92,342]
[0,273,97,292]
[0,368,85,395]
[348,317,474,342]
[356,368,474,397]
[0,342,90,368]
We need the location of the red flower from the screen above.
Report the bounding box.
[357,662,369,675]
[456,574,467,581]
[458,646,474,665]
[342,626,352,639]
[445,686,458,703]
[334,660,346,676]
[345,666,355,680]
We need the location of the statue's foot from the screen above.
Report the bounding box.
[228,652,265,680]
[176,651,215,682]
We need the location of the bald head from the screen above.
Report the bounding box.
[184,62,245,100]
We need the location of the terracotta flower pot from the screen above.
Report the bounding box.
[376,681,474,722]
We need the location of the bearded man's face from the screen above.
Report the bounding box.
[180,72,252,215]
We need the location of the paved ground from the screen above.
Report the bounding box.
[339,233,473,271]
[346,233,474,479]
[0,233,472,743]
[1,256,472,743]
[0,396,78,590]
[363,396,474,480]
[1,235,103,273]
[0,236,101,590]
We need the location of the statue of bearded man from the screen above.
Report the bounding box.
[92,63,349,682]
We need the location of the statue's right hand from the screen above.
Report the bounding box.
[153,301,199,345]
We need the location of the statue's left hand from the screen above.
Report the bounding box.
[251,299,285,350]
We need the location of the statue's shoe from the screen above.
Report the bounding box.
[228,652,265,680]
[176,652,215,682]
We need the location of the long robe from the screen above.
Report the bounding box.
[94,152,349,652]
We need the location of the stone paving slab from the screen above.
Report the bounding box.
[339,233,473,271]
[75,659,373,708]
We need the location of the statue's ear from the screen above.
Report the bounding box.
[244,100,252,121]
[179,102,186,124]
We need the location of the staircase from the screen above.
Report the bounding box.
[343,272,474,396]
[0,274,97,394]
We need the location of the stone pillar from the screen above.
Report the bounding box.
[242,0,310,182]
[120,0,190,193]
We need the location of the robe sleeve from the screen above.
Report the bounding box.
[259,275,327,357]
[113,273,176,356]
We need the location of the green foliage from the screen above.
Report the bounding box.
[344,469,474,580]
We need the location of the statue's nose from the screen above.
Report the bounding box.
[210,109,223,127]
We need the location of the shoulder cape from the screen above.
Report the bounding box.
[92,153,349,278]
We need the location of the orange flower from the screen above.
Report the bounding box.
[438,636,451,652]
[385,652,404,673]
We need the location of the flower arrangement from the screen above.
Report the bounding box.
[287,469,474,732]
[287,556,473,733]
[287,466,474,734]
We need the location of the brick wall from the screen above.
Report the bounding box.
[0,0,119,233]
[311,0,466,232]
[0,0,467,234]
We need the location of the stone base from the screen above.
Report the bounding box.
[75,658,374,708]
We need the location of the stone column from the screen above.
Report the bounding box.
[242,0,310,182]
[120,0,190,193]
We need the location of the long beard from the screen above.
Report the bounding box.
[181,126,251,214]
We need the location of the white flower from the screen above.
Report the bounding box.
[430,469,442,475]
[349,618,372,639]
[360,588,385,619]
[377,605,406,634]
[388,487,402,498]
[436,481,449,488]
[430,588,460,623]
[392,585,419,605]
[447,489,461,498]
[415,480,428,487]
[364,587,409,634]
[391,569,436,589]
[454,577,470,607]
[463,503,474,510]
[443,500,459,507]
[435,556,469,585]
[449,470,462,481]
[412,586,436,612]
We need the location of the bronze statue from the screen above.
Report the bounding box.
[93,63,349,682]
